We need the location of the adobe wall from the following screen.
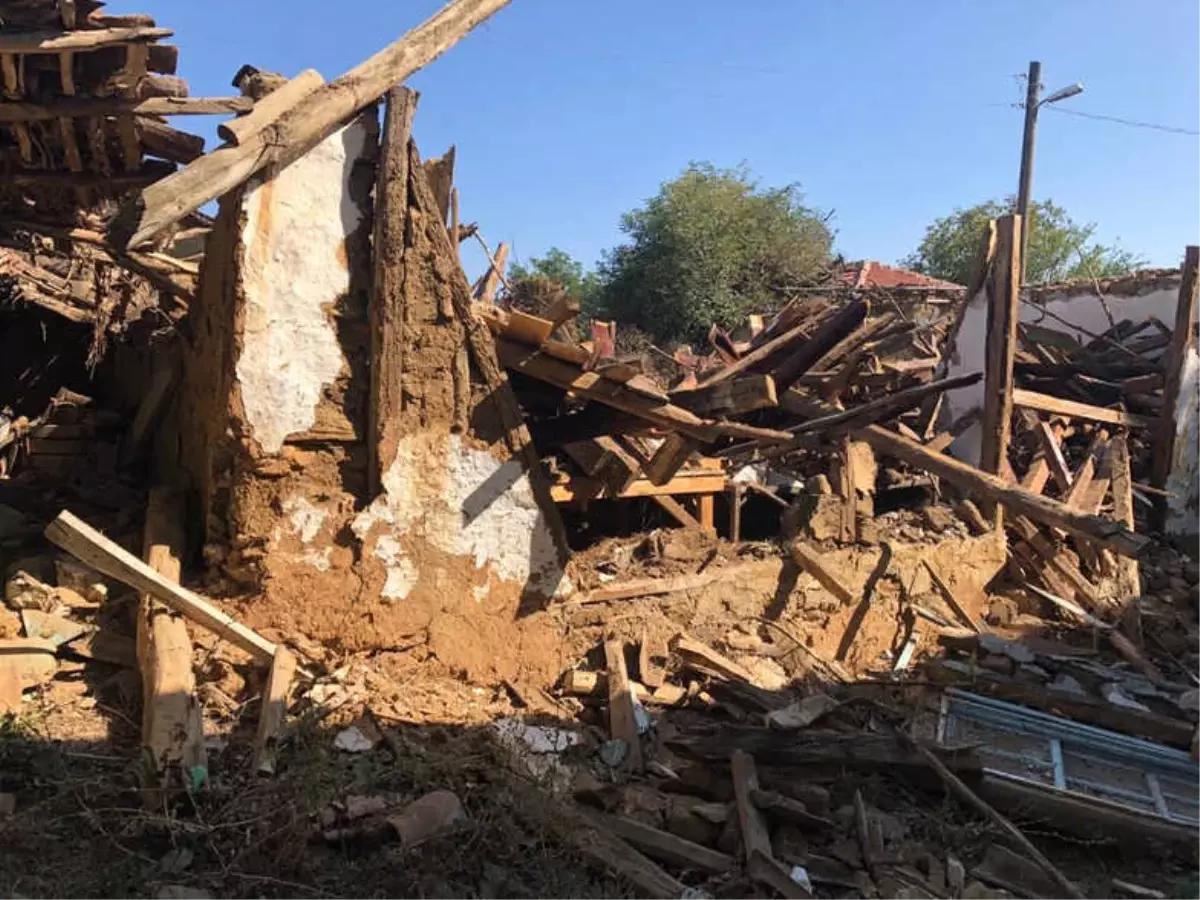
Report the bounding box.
[179,110,570,674]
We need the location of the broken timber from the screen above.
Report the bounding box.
[116,0,513,248]
[46,511,277,664]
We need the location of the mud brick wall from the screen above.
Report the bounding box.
[178,108,570,668]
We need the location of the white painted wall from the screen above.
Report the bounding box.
[941,273,1198,537]
[234,120,373,454]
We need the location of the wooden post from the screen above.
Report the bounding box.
[729,485,743,542]
[1108,435,1141,603]
[138,487,205,790]
[604,639,643,772]
[367,87,418,497]
[1150,245,1199,529]
[979,215,1022,524]
[697,494,715,533]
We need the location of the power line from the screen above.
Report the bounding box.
[1043,104,1199,136]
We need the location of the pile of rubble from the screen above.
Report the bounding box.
[0,0,1197,897]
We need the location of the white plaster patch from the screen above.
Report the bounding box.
[298,548,333,572]
[282,496,328,544]
[352,433,566,600]
[371,534,419,601]
[235,120,372,453]
[1166,347,1199,536]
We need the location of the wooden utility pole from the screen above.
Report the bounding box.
[1015,61,1041,283]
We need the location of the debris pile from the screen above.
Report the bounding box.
[0,0,1197,897]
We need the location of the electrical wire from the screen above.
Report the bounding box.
[1043,104,1199,136]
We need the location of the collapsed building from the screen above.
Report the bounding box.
[1,1,1198,897]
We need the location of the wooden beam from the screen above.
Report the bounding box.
[0,96,252,121]
[1036,421,1073,493]
[771,299,871,392]
[651,495,705,532]
[1108,436,1140,601]
[698,320,811,386]
[845,420,1148,558]
[788,540,855,604]
[137,487,205,778]
[596,815,733,874]
[697,493,715,533]
[604,639,643,772]
[45,511,277,664]
[10,162,174,188]
[979,215,1021,518]
[478,240,509,305]
[924,558,983,633]
[367,87,418,497]
[1012,389,1153,429]
[253,646,297,774]
[217,69,324,146]
[671,374,778,417]
[731,750,773,861]
[550,471,726,503]
[644,434,696,486]
[137,117,205,163]
[0,26,173,53]
[116,0,511,249]
[1151,245,1199,521]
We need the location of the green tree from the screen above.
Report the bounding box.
[903,198,1145,286]
[593,163,833,344]
[509,247,600,305]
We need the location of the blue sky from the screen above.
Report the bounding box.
[142,0,1199,280]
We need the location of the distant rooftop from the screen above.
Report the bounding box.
[841,260,965,291]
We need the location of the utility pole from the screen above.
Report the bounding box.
[1015,60,1041,285]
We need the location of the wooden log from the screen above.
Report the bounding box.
[218,68,324,145]
[136,117,205,163]
[979,215,1021,520]
[731,750,773,861]
[138,487,205,780]
[788,540,854,605]
[604,639,643,772]
[45,511,277,664]
[596,814,734,874]
[1012,389,1153,429]
[771,299,871,392]
[671,374,778,417]
[367,86,418,497]
[253,646,297,774]
[117,0,511,249]
[0,96,251,121]
[478,240,509,305]
[0,26,172,53]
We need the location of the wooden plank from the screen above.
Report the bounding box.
[45,511,277,664]
[138,487,205,780]
[0,26,173,53]
[671,633,755,682]
[644,434,696,486]
[367,87,418,497]
[421,145,456,225]
[253,646,297,774]
[218,69,324,146]
[1012,389,1153,429]
[604,639,643,772]
[1009,516,1105,609]
[979,215,1022,520]
[573,570,738,604]
[747,850,812,899]
[749,788,834,831]
[924,558,983,633]
[671,374,778,417]
[550,807,685,899]
[1108,435,1140,601]
[1036,421,1073,493]
[596,814,733,874]
[731,750,773,861]
[651,494,705,532]
[117,0,511,249]
[788,540,854,604]
[697,494,715,533]
[550,471,726,503]
[501,308,553,345]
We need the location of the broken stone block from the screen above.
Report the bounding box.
[54,557,109,605]
[4,571,57,612]
[387,789,470,849]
